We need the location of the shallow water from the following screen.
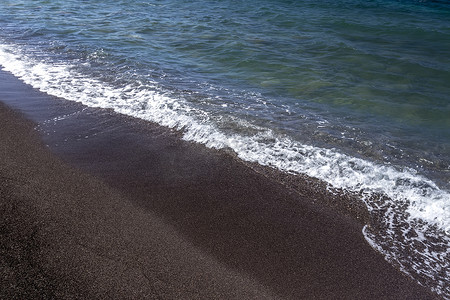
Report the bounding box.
[0,0,449,297]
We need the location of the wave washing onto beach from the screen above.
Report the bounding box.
[1,43,449,297]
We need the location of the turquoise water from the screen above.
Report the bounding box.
[1,0,449,182]
[0,0,449,297]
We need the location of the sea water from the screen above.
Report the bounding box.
[0,0,448,297]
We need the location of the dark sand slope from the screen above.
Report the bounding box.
[0,101,437,299]
[0,103,278,299]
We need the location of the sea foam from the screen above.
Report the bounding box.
[1,43,449,297]
[1,43,448,231]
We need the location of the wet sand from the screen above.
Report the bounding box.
[0,79,438,298]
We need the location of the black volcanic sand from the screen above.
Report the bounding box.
[0,71,438,299]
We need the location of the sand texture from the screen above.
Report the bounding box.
[0,99,438,299]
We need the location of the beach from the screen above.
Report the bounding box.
[0,73,438,299]
[2,0,450,296]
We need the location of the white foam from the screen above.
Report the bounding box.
[0,43,448,233]
[363,224,450,298]
[2,42,449,297]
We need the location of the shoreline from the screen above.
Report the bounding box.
[0,70,438,298]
